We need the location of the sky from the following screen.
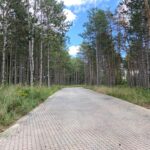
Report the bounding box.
[59,0,121,56]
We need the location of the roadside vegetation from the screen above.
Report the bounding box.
[0,85,61,132]
[85,86,150,108]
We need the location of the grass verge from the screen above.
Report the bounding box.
[0,85,61,132]
[85,85,150,108]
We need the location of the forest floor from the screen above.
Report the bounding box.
[85,85,150,109]
[0,85,62,132]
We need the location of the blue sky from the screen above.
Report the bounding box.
[59,0,120,56]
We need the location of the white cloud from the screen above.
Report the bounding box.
[58,0,98,7]
[58,0,86,7]
[63,9,77,22]
[68,45,80,56]
[58,0,111,13]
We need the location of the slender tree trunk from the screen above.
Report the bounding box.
[47,46,50,87]
[96,37,99,85]
[26,57,30,85]
[9,46,12,84]
[84,58,86,84]
[27,0,36,86]
[46,11,51,87]
[39,3,43,86]
[2,20,7,85]
[19,59,23,84]
[75,71,78,84]
[144,0,150,88]
[14,53,17,84]
[39,38,43,86]
[27,0,32,86]
[63,68,66,84]
[29,39,34,86]
[30,30,35,86]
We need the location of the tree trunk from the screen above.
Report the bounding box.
[28,0,36,86]
[9,46,12,84]
[96,37,99,85]
[47,46,50,87]
[30,31,35,86]
[14,53,17,84]
[2,20,7,85]
[39,39,43,86]
[144,0,150,88]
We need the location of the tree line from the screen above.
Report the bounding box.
[0,0,150,88]
[0,0,81,86]
[77,0,150,88]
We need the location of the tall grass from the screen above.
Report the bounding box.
[85,85,150,107]
[0,85,61,132]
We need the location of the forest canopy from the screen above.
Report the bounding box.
[0,0,149,88]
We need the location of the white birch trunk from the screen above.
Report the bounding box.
[28,0,36,86]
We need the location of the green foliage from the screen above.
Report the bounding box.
[117,0,150,88]
[80,8,122,86]
[85,85,150,107]
[69,58,85,84]
[0,85,61,131]
[0,0,71,86]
